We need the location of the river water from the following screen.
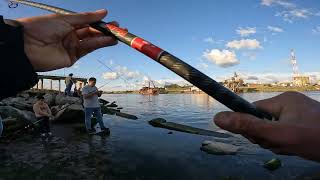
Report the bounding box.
[1,92,320,180]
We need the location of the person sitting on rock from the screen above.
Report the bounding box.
[82,77,109,134]
[64,73,74,96]
[33,95,53,140]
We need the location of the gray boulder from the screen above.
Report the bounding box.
[55,94,82,106]
[44,93,57,106]
[200,140,239,155]
[52,104,84,123]
[0,106,36,123]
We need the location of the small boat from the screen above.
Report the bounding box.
[139,80,159,95]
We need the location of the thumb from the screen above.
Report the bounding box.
[62,9,108,26]
[214,111,269,136]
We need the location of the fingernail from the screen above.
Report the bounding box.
[96,9,107,13]
[214,113,231,128]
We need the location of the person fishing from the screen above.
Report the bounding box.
[0,9,319,162]
[33,95,53,140]
[82,77,109,134]
[64,73,74,96]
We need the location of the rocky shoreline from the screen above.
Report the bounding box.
[0,91,137,137]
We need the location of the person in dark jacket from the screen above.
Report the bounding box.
[64,73,74,96]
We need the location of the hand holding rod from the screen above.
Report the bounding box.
[10,0,274,120]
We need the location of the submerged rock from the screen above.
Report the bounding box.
[101,106,138,120]
[98,98,109,105]
[149,118,231,138]
[200,140,239,155]
[106,102,117,107]
[263,158,282,171]
[114,111,138,120]
[101,106,116,115]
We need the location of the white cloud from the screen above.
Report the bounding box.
[203,49,239,68]
[261,0,295,8]
[198,62,209,69]
[114,66,141,80]
[103,72,118,80]
[236,27,256,37]
[226,39,262,50]
[261,0,318,23]
[143,76,150,81]
[312,26,320,34]
[203,37,224,44]
[276,9,314,23]
[203,37,215,43]
[102,64,141,81]
[261,0,273,6]
[267,26,284,33]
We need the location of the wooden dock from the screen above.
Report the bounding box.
[34,74,87,92]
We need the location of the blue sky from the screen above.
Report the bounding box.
[1,0,320,90]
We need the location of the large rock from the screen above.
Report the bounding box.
[17,92,30,99]
[52,104,84,123]
[0,106,36,123]
[44,93,57,106]
[55,94,82,106]
[1,97,35,111]
[200,140,239,155]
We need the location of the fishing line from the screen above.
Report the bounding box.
[7,0,274,121]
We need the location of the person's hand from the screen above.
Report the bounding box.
[214,91,320,161]
[14,10,119,71]
[96,90,103,97]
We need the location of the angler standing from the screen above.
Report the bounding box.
[82,77,109,134]
[33,95,53,140]
[64,73,74,96]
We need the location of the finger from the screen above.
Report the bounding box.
[77,36,118,58]
[213,111,298,146]
[76,27,104,39]
[253,98,282,119]
[108,21,119,27]
[62,9,108,26]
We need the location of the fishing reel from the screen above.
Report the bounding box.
[8,1,18,8]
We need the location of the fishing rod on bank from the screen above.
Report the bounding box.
[7,0,275,121]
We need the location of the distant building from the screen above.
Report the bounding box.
[293,76,310,87]
[191,86,202,93]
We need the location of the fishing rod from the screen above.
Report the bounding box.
[8,0,274,121]
[96,59,129,84]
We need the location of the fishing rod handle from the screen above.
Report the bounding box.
[91,22,274,121]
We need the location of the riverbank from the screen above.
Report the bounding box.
[1,93,320,179]
[104,85,320,94]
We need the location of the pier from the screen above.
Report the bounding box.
[33,74,87,92]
